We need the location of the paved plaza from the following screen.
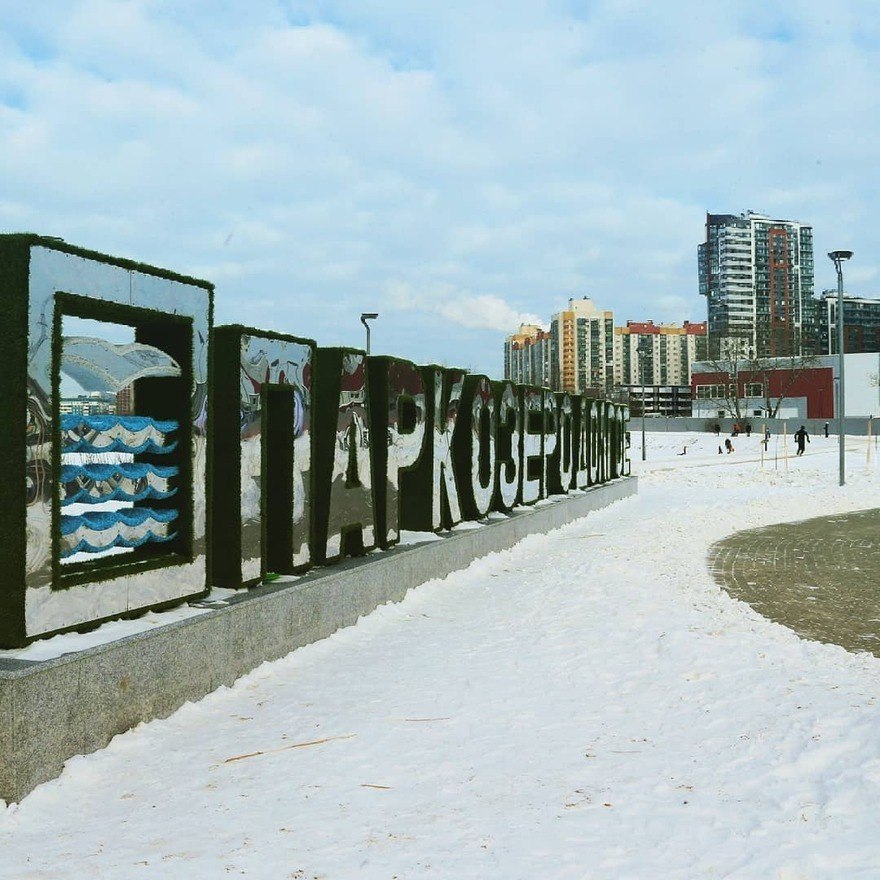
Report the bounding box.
[709,508,880,657]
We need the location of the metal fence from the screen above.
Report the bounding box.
[636,415,878,437]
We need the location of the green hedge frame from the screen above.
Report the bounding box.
[0,234,213,648]
[210,325,316,587]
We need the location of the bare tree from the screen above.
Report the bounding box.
[748,352,821,418]
[695,336,752,421]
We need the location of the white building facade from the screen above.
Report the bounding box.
[503,324,552,388]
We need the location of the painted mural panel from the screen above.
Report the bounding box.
[239,333,313,579]
[494,380,521,511]
[541,390,558,496]
[313,348,375,564]
[8,240,212,642]
[367,357,426,548]
[453,375,497,520]
[589,398,604,486]
[520,385,543,504]
[547,393,574,495]
[432,368,465,529]
[395,366,468,532]
[209,326,315,587]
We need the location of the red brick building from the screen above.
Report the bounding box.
[692,365,834,419]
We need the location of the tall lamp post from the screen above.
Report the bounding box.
[360,312,378,354]
[637,340,650,461]
[828,250,852,486]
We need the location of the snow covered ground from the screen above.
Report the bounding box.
[3,430,880,878]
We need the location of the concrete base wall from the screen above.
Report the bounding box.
[0,478,636,803]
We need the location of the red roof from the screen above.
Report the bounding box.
[626,321,660,334]
[624,320,707,335]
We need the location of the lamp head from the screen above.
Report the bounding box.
[828,250,853,262]
[360,312,379,320]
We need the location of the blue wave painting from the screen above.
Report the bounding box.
[61,415,179,455]
[60,462,178,504]
[60,507,179,557]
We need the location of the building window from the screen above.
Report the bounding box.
[697,384,726,399]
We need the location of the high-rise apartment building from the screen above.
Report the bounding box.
[817,291,880,355]
[503,324,552,387]
[115,384,134,415]
[613,320,708,386]
[612,320,707,416]
[698,211,815,358]
[549,298,614,394]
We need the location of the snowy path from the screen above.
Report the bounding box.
[2,433,880,878]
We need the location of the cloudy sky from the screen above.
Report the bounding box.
[2,1,878,376]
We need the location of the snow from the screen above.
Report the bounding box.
[3,431,880,878]
[0,588,244,662]
[397,529,444,545]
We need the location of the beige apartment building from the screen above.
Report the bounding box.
[503,300,612,394]
[504,302,707,412]
[549,298,614,394]
[613,320,708,386]
[503,323,552,388]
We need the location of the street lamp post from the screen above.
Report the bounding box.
[828,250,853,486]
[360,312,378,354]
[637,341,650,461]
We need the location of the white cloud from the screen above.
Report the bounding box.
[1,0,879,376]
[387,281,544,333]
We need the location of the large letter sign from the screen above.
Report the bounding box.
[398,367,466,532]
[547,393,574,495]
[211,326,314,586]
[520,385,544,504]
[367,357,426,549]
[0,235,211,648]
[0,234,630,647]
[453,375,497,520]
[313,348,376,564]
[494,380,521,511]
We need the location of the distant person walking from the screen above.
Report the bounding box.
[745,422,752,437]
[713,423,720,436]
[824,422,830,438]
[763,426,770,451]
[794,425,810,456]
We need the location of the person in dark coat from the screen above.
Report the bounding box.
[794,425,810,456]
[824,422,829,438]
[745,422,752,437]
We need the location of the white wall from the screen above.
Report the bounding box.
[842,353,880,417]
[693,396,807,419]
